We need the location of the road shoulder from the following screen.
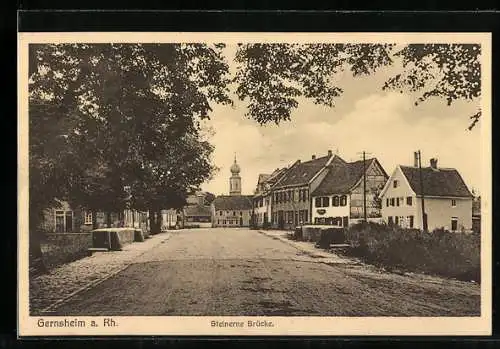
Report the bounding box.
[30,232,173,315]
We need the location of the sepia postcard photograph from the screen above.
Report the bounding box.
[17,32,492,336]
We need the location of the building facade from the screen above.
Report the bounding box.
[211,156,254,228]
[182,205,212,228]
[39,199,149,233]
[380,158,473,232]
[252,168,287,228]
[269,151,336,230]
[310,156,388,227]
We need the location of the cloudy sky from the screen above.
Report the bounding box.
[200,45,482,196]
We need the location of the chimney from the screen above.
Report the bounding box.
[414,152,419,167]
[430,158,438,170]
[328,149,333,157]
[312,154,316,160]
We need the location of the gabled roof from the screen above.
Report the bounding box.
[399,166,473,198]
[273,155,331,188]
[258,174,271,184]
[184,205,212,217]
[311,157,383,196]
[267,167,287,185]
[213,195,253,210]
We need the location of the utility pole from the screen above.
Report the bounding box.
[417,150,428,232]
[357,151,372,222]
[363,151,367,221]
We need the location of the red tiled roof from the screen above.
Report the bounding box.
[400,166,473,198]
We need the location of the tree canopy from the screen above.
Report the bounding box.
[29,43,231,223]
[234,43,481,129]
[29,41,482,221]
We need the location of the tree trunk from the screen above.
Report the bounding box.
[149,209,160,234]
[157,210,163,233]
[106,212,112,228]
[92,210,98,230]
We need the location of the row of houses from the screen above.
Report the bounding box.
[38,199,150,234]
[38,189,213,234]
[252,150,477,233]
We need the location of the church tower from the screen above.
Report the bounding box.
[229,155,242,196]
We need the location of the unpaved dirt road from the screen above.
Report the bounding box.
[49,228,480,316]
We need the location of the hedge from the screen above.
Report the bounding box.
[344,222,480,282]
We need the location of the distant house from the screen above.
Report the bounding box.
[310,156,388,227]
[252,168,288,228]
[380,158,473,232]
[39,199,148,233]
[182,204,212,228]
[211,195,254,227]
[269,150,336,230]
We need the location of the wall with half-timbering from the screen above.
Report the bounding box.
[349,161,388,219]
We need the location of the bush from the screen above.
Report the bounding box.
[344,222,480,282]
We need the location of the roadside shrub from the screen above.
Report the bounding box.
[344,222,480,282]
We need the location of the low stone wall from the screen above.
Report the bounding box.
[303,227,322,242]
[41,233,92,269]
[92,228,136,250]
[297,225,346,245]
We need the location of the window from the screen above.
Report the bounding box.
[55,210,73,233]
[340,195,347,206]
[393,180,399,188]
[408,216,414,228]
[332,196,339,207]
[217,220,220,225]
[390,198,395,206]
[451,199,457,207]
[223,220,226,225]
[386,198,390,207]
[388,216,394,225]
[406,197,412,206]
[84,211,93,225]
[395,216,399,225]
[315,197,322,207]
[233,211,236,216]
[451,217,458,231]
[304,190,309,201]
[240,211,243,216]
[322,197,330,207]
[396,198,400,206]
[315,197,330,208]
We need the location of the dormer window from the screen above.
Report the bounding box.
[393,180,399,188]
[452,199,457,207]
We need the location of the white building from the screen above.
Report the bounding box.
[310,156,388,227]
[380,158,473,232]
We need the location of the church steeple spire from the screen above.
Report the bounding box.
[229,154,242,195]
